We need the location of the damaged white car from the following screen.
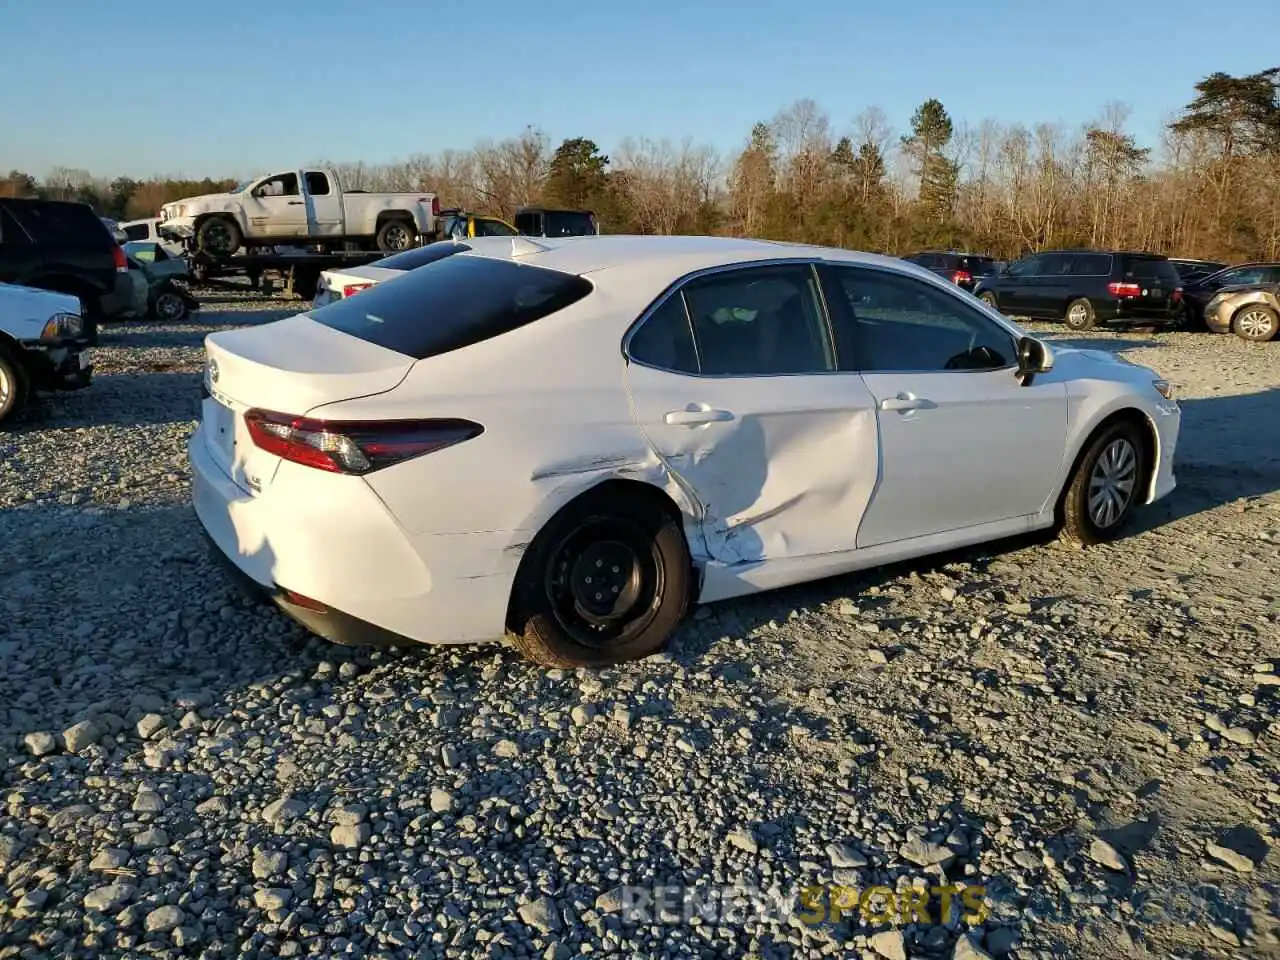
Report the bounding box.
[190,236,1180,666]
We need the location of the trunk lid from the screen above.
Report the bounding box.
[312,265,406,307]
[200,313,414,495]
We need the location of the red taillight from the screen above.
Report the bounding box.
[430,196,440,217]
[952,270,972,285]
[243,410,482,474]
[281,589,327,612]
[1171,288,1183,303]
[112,245,128,273]
[342,283,373,298]
[1108,282,1141,297]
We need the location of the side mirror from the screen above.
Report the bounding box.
[1016,336,1053,384]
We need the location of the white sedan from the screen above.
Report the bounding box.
[190,235,1180,667]
[310,239,472,309]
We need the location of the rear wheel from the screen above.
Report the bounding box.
[1064,298,1096,331]
[1059,420,1146,546]
[376,219,415,253]
[509,492,691,667]
[1233,304,1279,342]
[152,288,188,322]
[978,291,1000,312]
[0,345,30,426]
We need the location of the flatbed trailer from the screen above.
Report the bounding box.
[186,247,389,300]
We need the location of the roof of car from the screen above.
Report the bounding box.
[456,234,909,277]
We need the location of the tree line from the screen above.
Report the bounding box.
[3,67,1278,262]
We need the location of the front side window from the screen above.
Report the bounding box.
[679,264,835,376]
[256,173,299,197]
[475,218,518,237]
[1005,255,1043,278]
[821,265,1015,373]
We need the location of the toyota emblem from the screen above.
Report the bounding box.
[208,359,219,383]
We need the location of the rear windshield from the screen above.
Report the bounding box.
[309,253,593,360]
[1124,257,1180,284]
[371,239,472,271]
[960,256,996,275]
[6,200,112,246]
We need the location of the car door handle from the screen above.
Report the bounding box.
[879,395,934,412]
[664,408,734,426]
[287,200,304,205]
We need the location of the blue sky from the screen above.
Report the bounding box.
[2,0,1276,180]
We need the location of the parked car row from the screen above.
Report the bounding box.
[904,248,1280,342]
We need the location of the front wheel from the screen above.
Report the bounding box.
[509,493,691,667]
[1064,298,1096,331]
[1233,304,1279,342]
[1059,420,1146,546]
[0,346,30,426]
[152,288,188,322]
[376,219,415,253]
[978,291,1000,312]
[195,217,242,258]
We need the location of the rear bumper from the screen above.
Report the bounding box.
[188,425,517,646]
[19,341,93,392]
[1093,301,1177,324]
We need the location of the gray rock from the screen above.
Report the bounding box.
[595,886,625,913]
[252,850,289,880]
[254,887,293,911]
[23,731,57,757]
[571,704,596,726]
[329,803,367,825]
[90,847,130,870]
[494,739,521,758]
[331,823,371,849]
[828,842,869,869]
[62,718,104,753]
[727,826,759,854]
[17,889,49,913]
[1087,838,1128,872]
[518,895,561,933]
[1206,841,1255,873]
[133,827,169,850]
[132,788,164,813]
[136,713,166,740]
[144,904,185,934]
[953,935,994,960]
[868,929,907,960]
[430,789,455,813]
[900,837,955,868]
[84,883,135,913]
[262,797,307,825]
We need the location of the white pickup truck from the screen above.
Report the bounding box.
[158,168,440,258]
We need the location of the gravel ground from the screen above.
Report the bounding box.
[1,292,1278,960]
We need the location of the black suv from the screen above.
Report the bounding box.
[902,251,998,292]
[0,198,127,340]
[972,250,1182,330]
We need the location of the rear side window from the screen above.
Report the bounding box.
[310,254,593,360]
[9,201,111,246]
[124,223,151,241]
[372,240,471,270]
[1124,257,1179,284]
[1068,253,1112,276]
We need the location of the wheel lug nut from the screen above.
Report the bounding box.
[595,592,602,600]
[612,566,620,573]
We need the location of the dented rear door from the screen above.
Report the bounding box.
[622,263,879,565]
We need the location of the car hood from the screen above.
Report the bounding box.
[1048,344,1154,383]
[0,282,82,318]
[1212,282,1278,296]
[163,192,233,211]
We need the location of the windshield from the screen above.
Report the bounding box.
[231,180,253,194]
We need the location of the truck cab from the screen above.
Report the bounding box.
[513,207,600,238]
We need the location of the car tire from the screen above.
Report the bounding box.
[1064,298,1097,331]
[152,289,188,322]
[509,491,692,667]
[376,219,416,253]
[976,291,999,312]
[0,345,30,426]
[1058,419,1147,547]
[1232,304,1279,342]
[196,217,242,258]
